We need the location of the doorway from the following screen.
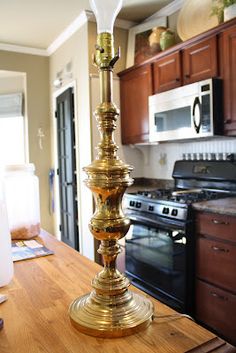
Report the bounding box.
[56,87,79,250]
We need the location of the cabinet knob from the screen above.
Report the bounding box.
[211,245,229,253]
[210,291,228,301]
[224,119,232,124]
[212,219,229,225]
[185,74,190,79]
[176,78,180,82]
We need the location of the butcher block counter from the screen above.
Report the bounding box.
[0,231,235,353]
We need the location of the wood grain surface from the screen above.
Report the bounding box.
[0,230,222,353]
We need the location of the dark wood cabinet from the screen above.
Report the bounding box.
[153,51,181,93]
[119,64,152,144]
[195,211,236,345]
[220,26,236,135]
[118,19,236,144]
[182,36,218,85]
[195,279,236,345]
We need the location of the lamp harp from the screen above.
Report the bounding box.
[69,1,153,338]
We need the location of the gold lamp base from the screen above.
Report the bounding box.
[69,30,154,338]
[69,289,153,338]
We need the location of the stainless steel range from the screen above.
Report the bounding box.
[123,159,236,314]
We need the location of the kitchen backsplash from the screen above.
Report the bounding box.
[121,137,236,180]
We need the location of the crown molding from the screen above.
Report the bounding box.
[0,42,48,56]
[143,0,184,22]
[47,10,93,55]
[0,9,138,57]
[115,18,137,30]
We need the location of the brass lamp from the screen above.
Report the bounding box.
[69,0,154,338]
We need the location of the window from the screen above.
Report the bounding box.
[0,116,25,164]
[0,93,26,165]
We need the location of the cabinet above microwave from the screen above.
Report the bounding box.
[149,78,223,143]
[118,18,236,145]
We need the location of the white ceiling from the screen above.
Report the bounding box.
[0,0,173,50]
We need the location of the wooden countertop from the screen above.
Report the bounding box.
[193,197,236,216]
[0,230,233,353]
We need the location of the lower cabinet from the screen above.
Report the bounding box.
[195,280,236,344]
[195,211,236,345]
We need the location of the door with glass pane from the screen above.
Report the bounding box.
[56,88,79,250]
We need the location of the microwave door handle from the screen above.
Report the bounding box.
[192,97,202,133]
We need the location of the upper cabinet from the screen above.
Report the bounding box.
[182,36,218,84]
[119,64,152,145]
[153,52,181,93]
[219,26,236,136]
[153,36,218,94]
[119,19,236,144]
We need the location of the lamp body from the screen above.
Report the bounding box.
[69,1,153,338]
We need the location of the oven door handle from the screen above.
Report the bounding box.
[127,214,185,230]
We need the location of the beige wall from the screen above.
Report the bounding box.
[0,51,52,233]
[0,74,25,94]
[49,22,95,260]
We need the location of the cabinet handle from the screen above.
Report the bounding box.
[224,119,232,124]
[212,219,229,225]
[210,291,228,301]
[185,74,190,79]
[211,245,229,253]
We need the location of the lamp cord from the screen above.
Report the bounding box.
[152,313,195,322]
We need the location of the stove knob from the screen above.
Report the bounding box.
[163,207,169,214]
[171,209,178,216]
[148,205,154,212]
[136,202,142,209]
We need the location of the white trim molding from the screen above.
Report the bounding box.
[47,10,93,55]
[143,0,184,22]
[0,42,48,56]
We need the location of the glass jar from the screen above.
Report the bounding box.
[0,174,13,287]
[4,164,40,240]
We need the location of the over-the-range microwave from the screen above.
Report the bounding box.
[149,78,223,142]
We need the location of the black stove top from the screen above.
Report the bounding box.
[124,188,232,222]
[124,159,236,222]
[137,188,231,204]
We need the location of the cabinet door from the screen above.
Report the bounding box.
[195,212,236,243]
[196,235,236,292]
[220,27,236,136]
[119,64,152,144]
[182,36,218,85]
[195,279,236,345]
[153,52,181,93]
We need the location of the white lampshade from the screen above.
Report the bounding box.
[89,0,123,34]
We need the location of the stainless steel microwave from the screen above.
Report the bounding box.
[149,78,223,142]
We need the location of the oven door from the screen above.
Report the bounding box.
[125,214,190,311]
